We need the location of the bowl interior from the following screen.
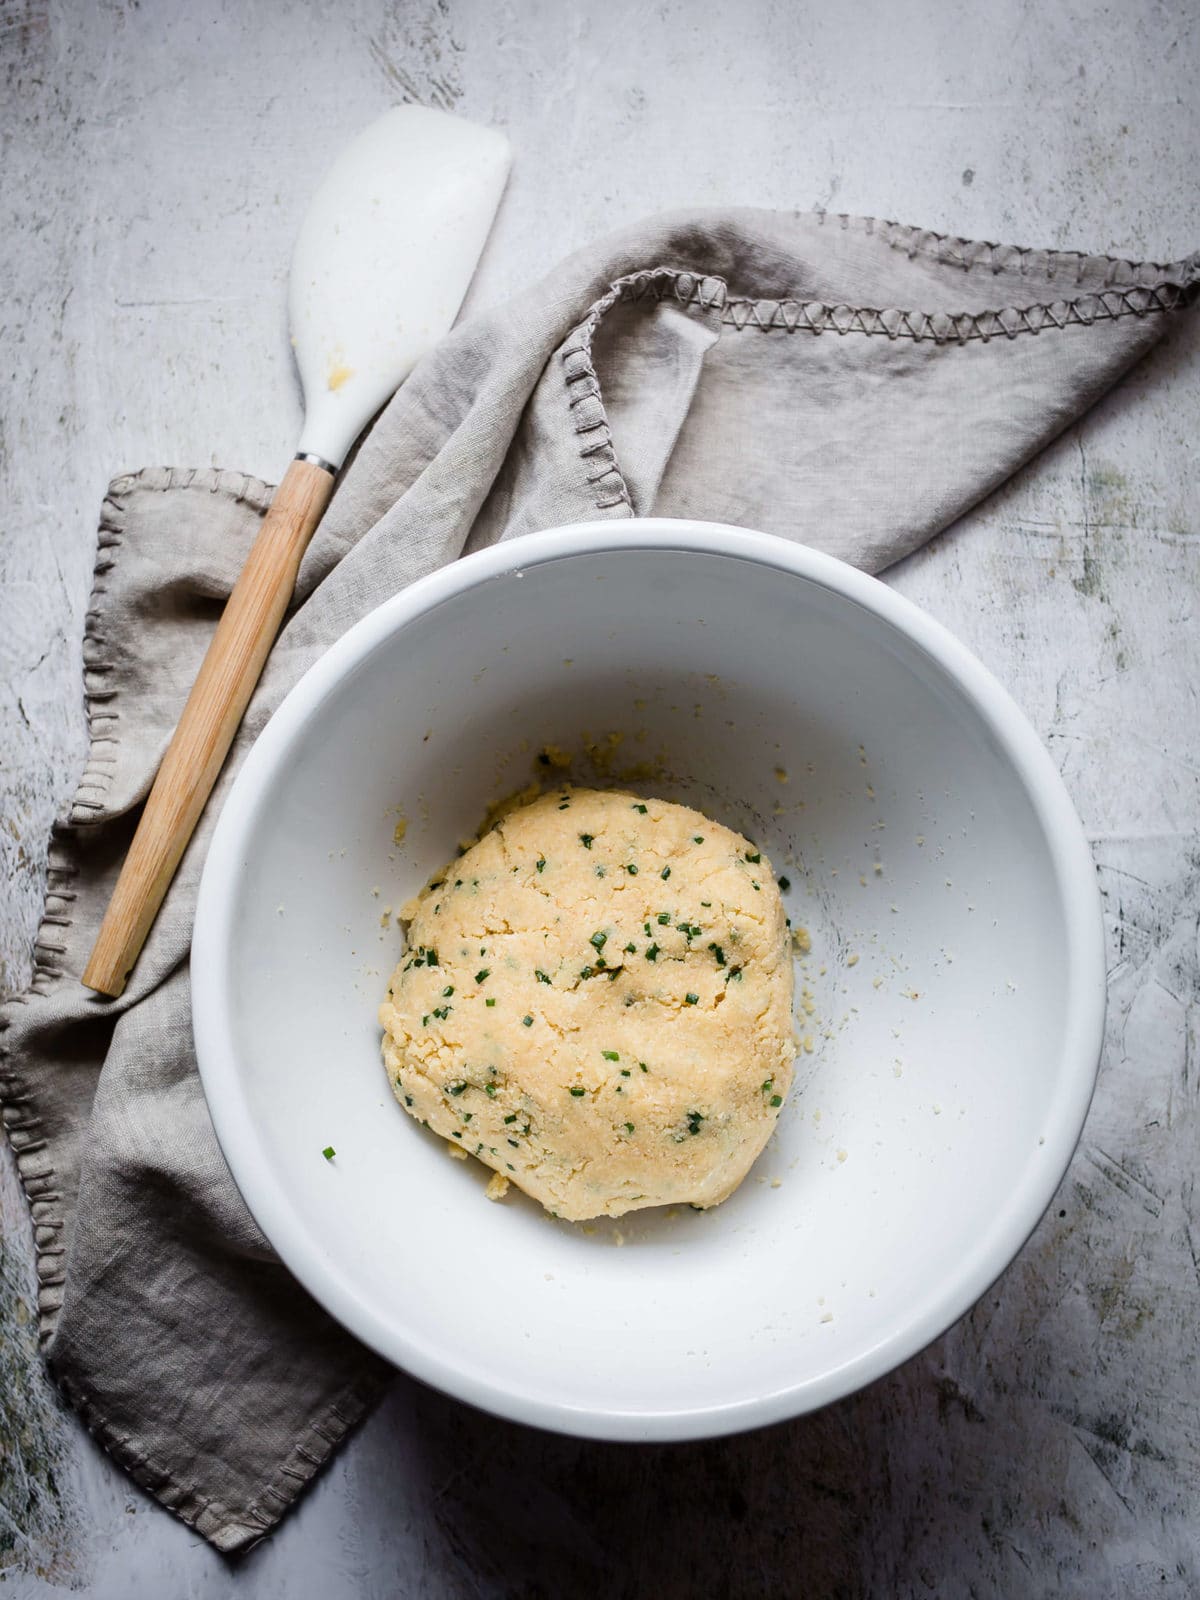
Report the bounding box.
[196,527,1100,1436]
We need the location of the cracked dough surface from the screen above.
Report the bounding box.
[378,786,795,1221]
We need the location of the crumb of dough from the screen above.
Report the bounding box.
[583,731,625,774]
[792,926,812,955]
[484,1172,511,1201]
[379,786,795,1221]
[446,1142,469,1161]
[393,817,409,845]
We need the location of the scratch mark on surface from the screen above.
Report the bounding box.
[1082,1145,1165,1217]
[1074,1433,1135,1516]
[1182,1222,1200,1297]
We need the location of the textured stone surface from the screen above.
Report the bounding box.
[1,0,1197,1593]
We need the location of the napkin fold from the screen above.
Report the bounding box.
[2,209,1195,1552]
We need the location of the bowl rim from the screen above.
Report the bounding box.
[192,517,1106,1440]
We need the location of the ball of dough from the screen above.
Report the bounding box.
[378,787,795,1221]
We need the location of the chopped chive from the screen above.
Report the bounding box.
[761,1078,774,1094]
[536,857,546,873]
[475,969,490,984]
[503,1113,518,1124]
[685,993,699,1005]
[726,966,743,982]
[322,1145,336,1160]
[620,1068,631,1077]
[452,1130,462,1139]
[535,969,552,984]
[700,900,712,907]
[447,1082,466,1096]
[770,1094,783,1107]
[661,866,671,880]
[463,1112,473,1122]
[422,1014,430,1026]
[745,851,761,863]
[580,965,595,979]
[602,1049,620,1061]
[624,1122,635,1134]
[624,941,637,954]
[485,1083,497,1097]
[590,931,608,951]
[779,875,791,892]
[687,1111,705,1135]
[507,1138,519,1148]
[485,997,496,1007]
[657,912,671,924]
[442,985,455,997]
[709,942,726,966]
[644,922,653,936]
[522,1015,533,1027]
[645,944,660,962]
[595,956,607,968]
[569,1086,586,1097]
[693,835,704,844]
[626,863,638,875]
[404,1095,413,1107]
[632,803,648,813]
[579,833,594,849]
[639,1062,649,1073]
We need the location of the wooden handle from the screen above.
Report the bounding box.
[82,458,335,997]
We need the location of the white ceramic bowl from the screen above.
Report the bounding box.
[192,519,1105,1439]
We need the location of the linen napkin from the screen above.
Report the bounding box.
[2,208,1195,1553]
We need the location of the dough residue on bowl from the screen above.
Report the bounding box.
[378,786,795,1221]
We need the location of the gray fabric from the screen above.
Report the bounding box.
[2,208,1196,1553]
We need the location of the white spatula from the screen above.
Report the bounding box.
[83,105,510,997]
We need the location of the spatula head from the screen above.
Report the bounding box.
[290,105,510,469]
